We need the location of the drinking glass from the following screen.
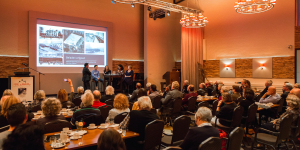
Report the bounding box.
[50,137,56,147]
[122,127,126,137]
[60,131,68,143]
[204,93,208,97]
[78,134,83,146]
[109,118,114,125]
[67,105,71,109]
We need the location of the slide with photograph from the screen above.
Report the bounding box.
[37,24,106,67]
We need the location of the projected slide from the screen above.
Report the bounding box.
[37,22,106,67]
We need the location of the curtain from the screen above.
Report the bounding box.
[181,27,204,90]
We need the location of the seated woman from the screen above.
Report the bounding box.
[36,98,66,126]
[211,93,237,128]
[106,94,130,123]
[239,88,255,123]
[261,95,300,132]
[0,96,20,128]
[123,65,134,90]
[97,128,126,150]
[57,79,75,108]
[113,64,124,88]
[28,90,45,112]
[2,89,13,97]
[103,65,111,85]
[101,86,116,103]
[231,85,241,104]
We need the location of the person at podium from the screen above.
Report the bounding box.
[82,63,91,91]
[123,65,134,90]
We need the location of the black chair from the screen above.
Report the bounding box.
[186,96,197,113]
[129,102,134,111]
[215,106,244,134]
[198,137,222,150]
[224,127,244,150]
[150,108,157,114]
[73,97,82,107]
[198,101,209,108]
[0,125,10,133]
[161,115,191,147]
[143,120,164,150]
[251,114,294,150]
[289,114,300,149]
[82,113,104,127]
[61,101,75,109]
[163,147,182,150]
[243,103,258,138]
[114,112,129,124]
[152,95,162,109]
[167,98,183,126]
[31,105,41,112]
[44,120,72,133]
[235,96,244,104]
[98,105,112,121]
[105,99,114,108]
[211,100,219,116]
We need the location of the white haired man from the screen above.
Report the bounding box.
[180,107,220,150]
[161,81,183,108]
[100,86,115,103]
[182,80,189,94]
[71,92,104,126]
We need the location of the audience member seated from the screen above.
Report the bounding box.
[71,92,104,126]
[146,82,151,95]
[92,90,106,108]
[120,96,159,143]
[239,88,255,123]
[182,85,197,106]
[294,83,300,89]
[282,83,293,109]
[239,79,246,96]
[197,83,206,96]
[123,65,134,90]
[258,80,273,99]
[0,96,20,128]
[28,90,45,112]
[180,107,220,150]
[259,86,280,104]
[2,90,12,97]
[214,80,223,97]
[261,95,300,132]
[231,85,241,103]
[129,83,142,102]
[290,88,300,98]
[219,85,229,100]
[0,96,9,112]
[97,128,126,150]
[73,86,84,100]
[91,65,103,89]
[57,79,75,108]
[206,82,214,96]
[211,93,237,128]
[36,98,66,126]
[0,103,28,150]
[149,84,160,100]
[182,80,189,94]
[161,81,183,108]
[100,86,115,103]
[2,123,44,150]
[163,84,171,98]
[106,94,130,122]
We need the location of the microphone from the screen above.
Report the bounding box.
[22,63,27,66]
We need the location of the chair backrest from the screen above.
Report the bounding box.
[198,137,222,150]
[143,120,164,150]
[73,97,82,107]
[0,125,10,133]
[163,147,182,150]
[44,120,72,133]
[172,98,182,114]
[236,97,244,104]
[291,114,300,138]
[114,112,129,124]
[61,101,75,108]
[246,103,258,124]
[276,98,284,114]
[230,106,244,128]
[129,102,134,111]
[31,105,41,112]
[138,88,148,98]
[105,99,114,108]
[227,127,244,150]
[82,113,104,127]
[187,97,197,112]
[152,95,162,109]
[198,101,209,108]
[150,108,157,114]
[277,114,294,143]
[172,115,191,144]
[98,105,112,121]
[212,100,219,116]
[211,90,217,97]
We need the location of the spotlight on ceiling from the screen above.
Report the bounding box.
[167,10,170,16]
[148,6,151,11]
[131,4,135,8]
[111,0,115,4]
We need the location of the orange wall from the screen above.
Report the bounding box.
[0,0,144,60]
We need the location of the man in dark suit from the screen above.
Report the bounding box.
[161,81,183,108]
[240,79,246,96]
[258,80,273,99]
[282,83,293,111]
[129,83,142,102]
[82,63,91,91]
[206,82,213,96]
[180,107,220,150]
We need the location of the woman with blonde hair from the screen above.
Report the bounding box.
[57,79,75,108]
[106,94,130,122]
[0,96,21,128]
[2,89,13,97]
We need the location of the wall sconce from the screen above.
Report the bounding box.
[259,63,265,70]
[225,64,230,70]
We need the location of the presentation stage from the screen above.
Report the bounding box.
[36,20,107,67]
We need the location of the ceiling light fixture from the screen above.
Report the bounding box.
[234,0,276,14]
[180,13,208,28]
[131,4,135,8]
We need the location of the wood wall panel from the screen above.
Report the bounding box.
[112,60,144,73]
[272,56,295,79]
[295,26,300,49]
[0,57,29,78]
[235,59,252,78]
[175,62,181,69]
[203,60,220,78]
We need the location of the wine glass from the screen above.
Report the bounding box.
[79,134,83,146]
[67,105,71,109]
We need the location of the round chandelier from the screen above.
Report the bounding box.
[234,0,276,14]
[180,13,208,28]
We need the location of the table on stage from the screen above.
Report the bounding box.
[44,128,139,150]
[103,74,124,92]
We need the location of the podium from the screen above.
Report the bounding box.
[8,72,35,102]
[162,71,180,91]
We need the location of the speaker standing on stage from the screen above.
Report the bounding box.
[82,63,91,91]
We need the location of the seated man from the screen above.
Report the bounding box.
[163,84,171,98]
[180,107,220,150]
[100,86,115,103]
[259,86,281,104]
[258,80,273,99]
[161,81,183,108]
[206,82,214,96]
[282,83,293,108]
[71,92,104,126]
[149,84,160,100]
[92,90,106,108]
[197,83,206,96]
[0,103,28,150]
[182,80,189,94]
[182,85,197,106]
[129,83,142,102]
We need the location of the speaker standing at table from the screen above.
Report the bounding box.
[123,65,134,90]
[82,63,91,91]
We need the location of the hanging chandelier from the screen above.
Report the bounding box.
[234,0,276,14]
[180,13,208,28]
